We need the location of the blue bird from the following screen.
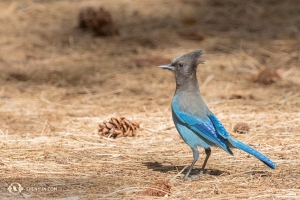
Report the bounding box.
[159,49,276,180]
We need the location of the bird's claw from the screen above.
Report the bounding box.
[176,170,207,180]
[176,174,199,181]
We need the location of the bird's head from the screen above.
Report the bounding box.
[159,49,204,84]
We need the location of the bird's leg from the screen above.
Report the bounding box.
[199,148,211,174]
[182,147,199,180]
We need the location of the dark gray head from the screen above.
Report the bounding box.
[159,49,204,86]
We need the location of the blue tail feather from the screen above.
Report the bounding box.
[228,137,276,169]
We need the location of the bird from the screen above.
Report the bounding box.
[159,49,276,180]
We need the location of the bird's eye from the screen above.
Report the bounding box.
[178,63,183,68]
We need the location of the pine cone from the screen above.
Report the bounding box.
[233,122,250,134]
[78,7,119,36]
[252,68,281,85]
[98,117,139,138]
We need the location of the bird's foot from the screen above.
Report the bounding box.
[190,174,199,179]
[176,174,199,181]
[197,170,210,176]
[198,170,205,175]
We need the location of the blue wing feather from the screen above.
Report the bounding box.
[208,114,230,138]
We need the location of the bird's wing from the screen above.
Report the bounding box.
[207,113,230,139]
[172,104,233,154]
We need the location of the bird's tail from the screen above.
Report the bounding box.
[228,137,276,169]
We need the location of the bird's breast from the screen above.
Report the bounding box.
[172,92,208,118]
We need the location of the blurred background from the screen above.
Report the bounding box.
[1,0,299,126]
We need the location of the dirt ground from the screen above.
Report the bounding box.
[0,0,300,199]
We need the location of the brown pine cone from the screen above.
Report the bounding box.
[252,68,281,85]
[78,7,119,36]
[233,122,250,134]
[98,117,139,138]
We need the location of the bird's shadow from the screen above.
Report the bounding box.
[143,161,228,176]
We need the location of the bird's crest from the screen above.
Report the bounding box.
[172,49,204,68]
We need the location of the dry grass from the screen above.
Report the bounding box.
[0,0,300,199]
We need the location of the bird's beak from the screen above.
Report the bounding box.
[158,64,175,71]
